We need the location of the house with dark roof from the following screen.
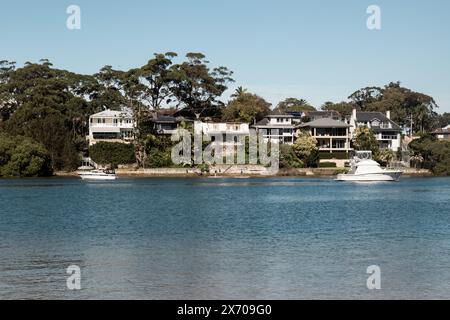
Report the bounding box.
[297,118,352,153]
[432,125,450,141]
[253,114,296,144]
[349,109,402,152]
[151,114,183,135]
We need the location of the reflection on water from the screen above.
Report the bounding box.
[1,177,450,299]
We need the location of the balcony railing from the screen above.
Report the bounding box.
[90,123,134,128]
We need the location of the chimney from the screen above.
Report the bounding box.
[386,110,391,120]
[352,108,357,120]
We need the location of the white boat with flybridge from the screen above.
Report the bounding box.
[336,151,402,182]
[78,169,117,181]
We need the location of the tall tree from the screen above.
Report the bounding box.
[274,98,316,113]
[169,53,234,119]
[137,52,177,110]
[231,86,248,98]
[222,92,271,123]
[321,101,357,119]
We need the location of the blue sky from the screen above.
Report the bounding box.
[1,0,450,111]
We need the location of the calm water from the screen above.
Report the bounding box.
[1,176,450,300]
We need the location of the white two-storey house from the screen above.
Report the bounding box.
[88,109,135,146]
[253,115,296,144]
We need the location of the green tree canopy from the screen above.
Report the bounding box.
[274,98,316,113]
[0,134,53,177]
[348,82,439,133]
[169,53,234,119]
[321,101,357,118]
[293,131,319,168]
[353,127,380,159]
[409,134,450,175]
[222,92,271,123]
[89,142,136,167]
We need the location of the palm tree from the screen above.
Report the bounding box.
[231,86,248,98]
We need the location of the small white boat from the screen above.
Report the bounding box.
[78,170,117,181]
[336,151,402,182]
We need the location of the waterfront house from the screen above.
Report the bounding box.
[88,109,134,146]
[297,118,352,154]
[432,125,450,141]
[194,121,250,156]
[253,114,296,144]
[194,121,250,141]
[349,109,402,152]
[151,114,183,135]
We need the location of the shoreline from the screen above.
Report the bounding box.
[53,167,434,178]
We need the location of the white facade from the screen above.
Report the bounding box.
[194,121,250,156]
[254,115,296,145]
[88,109,135,146]
[349,109,402,152]
[194,121,250,136]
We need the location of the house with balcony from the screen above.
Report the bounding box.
[88,109,134,146]
[349,109,402,152]
[297,118,352,153]
[253,115,296,144]
[151,114,183,135]
[194,121,250,156]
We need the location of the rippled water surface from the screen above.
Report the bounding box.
[1,177,450,299]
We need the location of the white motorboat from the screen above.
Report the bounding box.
[336,151,402,182]
[78,169,117,181]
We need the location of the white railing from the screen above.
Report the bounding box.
[90,123,134,128]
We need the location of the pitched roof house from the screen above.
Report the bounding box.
[349,109,402,152]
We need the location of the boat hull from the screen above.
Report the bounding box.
[78,172,117,181]
[336,171,402,182]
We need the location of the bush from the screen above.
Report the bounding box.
[279,145,304,168]
[0,134,53,177]
[89,142,136,166]
[409,135,450,175]
[319,152,349,160]
[144,148,173,168]
[319,162,337,168]
[293,131,320,168]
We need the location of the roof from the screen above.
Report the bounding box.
[298,118,351,128]
[306,110,341,118]
[91,108,132,118]
[253,117,294,129]
[255,118,269,126]
[153,115,179,123]
[267,114,294,118]
[433,128,450,135]
[355,111,401,131]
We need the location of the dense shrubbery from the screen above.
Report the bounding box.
[89,142,136,167]
[409,135,450,175]
[0,134,53,177]
[293,131,320,168]
[144,148,173,168]
[279,145,304,168]
[319,162,337,168]
[319,152,349,160]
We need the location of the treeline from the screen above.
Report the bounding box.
[0,53,233,176]
[1,54,449,177]
[410,135,450,175]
